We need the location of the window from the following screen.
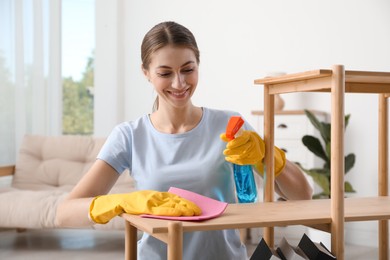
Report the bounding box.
[62,0,95,135]
[0,0,15,164]
[0,0,95,165]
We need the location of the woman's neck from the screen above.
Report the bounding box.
[150,105,203,134]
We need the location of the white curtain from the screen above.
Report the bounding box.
[0,0,61,165]
[94,0,125,137]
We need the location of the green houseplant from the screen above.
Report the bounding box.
[297,110,356,199]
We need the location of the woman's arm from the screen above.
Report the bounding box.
[55,159,119,227]
[274,160,313,200]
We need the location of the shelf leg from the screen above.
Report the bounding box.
[379,220,389,260]
[263,85,275,248]
[330,64,345,260]
[125,220,137,260]
[168,221,183,260]
[378,93,389,260]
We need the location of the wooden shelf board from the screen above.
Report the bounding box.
[254,69,390,95]
[346,70,390,84]
[122,196,390,235]
[254,69,332,85]
[345,82,390,94]
[345,196,390,222]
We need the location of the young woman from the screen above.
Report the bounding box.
[56,21,312,259]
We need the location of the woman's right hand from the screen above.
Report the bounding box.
[89,190,202,224]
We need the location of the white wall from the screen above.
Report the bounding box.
[96,0,390,246]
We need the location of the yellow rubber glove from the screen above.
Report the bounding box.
[220,130,265,165]
[89,190,202,224]
[220,130,286,177]
[255,146,286,178]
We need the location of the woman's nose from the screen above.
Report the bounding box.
[171,73,186,89]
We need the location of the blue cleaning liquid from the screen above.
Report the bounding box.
[233,164,258,203]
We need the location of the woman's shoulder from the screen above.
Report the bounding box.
[111,115,150,135]
[203,107,254,131]
[201,107,242,130]
[204,107,241,120]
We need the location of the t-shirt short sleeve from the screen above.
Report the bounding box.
[97,123,132,174]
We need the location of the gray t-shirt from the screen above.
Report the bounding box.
[97,107,252,260]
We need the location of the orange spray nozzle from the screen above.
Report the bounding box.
[226,116,244,141]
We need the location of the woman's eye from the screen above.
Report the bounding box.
[157,72,171,77]
[182,68,194,73]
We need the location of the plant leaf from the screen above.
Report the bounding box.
[304,109,322,132]
[345,114,351,129]
[345,153,356,173]
[345,181,356,193]
[300,110,356,198]
[320,122,331,144]
[302,168,330,195]
[302,135,329,163]
[306,168,330,175]
[324,142,331,169]
[304,110,330,143]
[313,192,330,199]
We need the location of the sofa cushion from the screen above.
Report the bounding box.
[12,134,135,191]
[0,134,136,229]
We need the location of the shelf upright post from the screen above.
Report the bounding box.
[263,82,275,248]
[125,221,137,260]
[168,221,183,260]
[330,65,345,260]
[378,93,389,260]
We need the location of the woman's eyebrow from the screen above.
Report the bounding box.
[181,61,196,67]
[156,61,196,69]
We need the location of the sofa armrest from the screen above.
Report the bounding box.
[0,165,15,177]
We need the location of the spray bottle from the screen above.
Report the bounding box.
[226,116,258,203]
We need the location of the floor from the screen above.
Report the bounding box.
[0,228,380,259]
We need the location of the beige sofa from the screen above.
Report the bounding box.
[0,134,136,230]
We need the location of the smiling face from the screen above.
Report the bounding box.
[143,45,199,110]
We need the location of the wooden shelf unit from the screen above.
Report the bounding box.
[121,65,390,260]
[123,197,390,233]
[122,196,390,260]
[254,65,390,260]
